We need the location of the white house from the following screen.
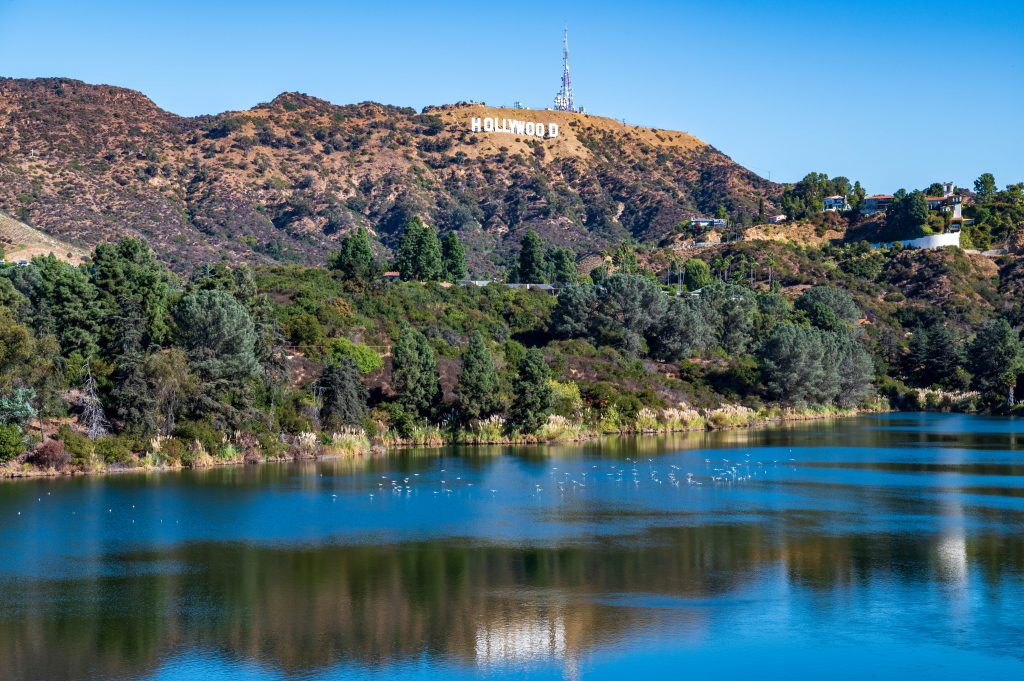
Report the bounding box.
[823,195,850,212]
[690,217,728,229]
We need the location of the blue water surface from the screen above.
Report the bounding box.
[1,412,1023,679]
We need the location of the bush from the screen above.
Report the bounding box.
[57,426,93,466]
[30,440,71,471]
[0,424,24,462]
[327,337,383,373]
[173,420,223,456]
[94,435,137,465]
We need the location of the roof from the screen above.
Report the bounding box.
[382,271,400,276]
[824,195,846,200]
[865,194,894,200]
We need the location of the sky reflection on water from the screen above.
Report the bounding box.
[1,413,1024,679]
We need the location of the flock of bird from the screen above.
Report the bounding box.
[9,451,802,517]
[362,452,800,501]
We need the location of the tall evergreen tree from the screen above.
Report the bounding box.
[110,302,157,435]
[396,217,442,281]
[331,228,379,282]
[455,332,502,425]
[91,237,171,354]
[508,348,552,434]
[515,230,548,283]
[545,246,579,284]
[317,358,368,428]
[391,325,441,418]
[970,318,1022,407]
[441,231,467,281]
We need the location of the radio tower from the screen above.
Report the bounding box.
[553,27,576,112]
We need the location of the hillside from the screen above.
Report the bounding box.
[0,77,779,271]
[0,210,87,264]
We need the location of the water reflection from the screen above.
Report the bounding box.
[2,523,1024,679]
[1,413,1024,680]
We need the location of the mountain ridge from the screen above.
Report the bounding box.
[0,77,780,271]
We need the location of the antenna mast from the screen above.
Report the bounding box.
[554,27,577,112]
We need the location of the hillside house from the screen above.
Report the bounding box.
[690,217,728,229]
[925,182,963,222]
[767,214,787,224]
[823,195,850,212]
[860,195,894,215]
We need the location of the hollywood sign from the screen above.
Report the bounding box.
[470,117,560,139]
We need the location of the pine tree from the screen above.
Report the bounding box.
[508,348,552,434]
[970,318,1022,407]
[317,358,368,428]
[396,217,442,281]
[545,246,578,284]
[331,228,378,282]
[515,230,548,283]
[110,302,156,435]
[441,231,467,281]
[391,325,441,418]
[455,332,501,425]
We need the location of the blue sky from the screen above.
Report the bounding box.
[0,0,1021,192]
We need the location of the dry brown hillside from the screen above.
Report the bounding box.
[0,211,87,264]
[0,77,780,271]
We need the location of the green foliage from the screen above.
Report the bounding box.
[780,172,856,219]
[508,348,552,434]
[974,173,997,201]
[795,286,861,332]
[173,420,223,456]
[683,259,713,290]
[441,231,467,281]
[699,282,756,355]
[906,325,966,388]
[326,338,383,374]
[3,255,102,357]
[0,424,23,462]
[176,289,260,385]
[396,217,443,281]
[330,228,379,282]
[651,297,710,361]
[758,323,873,407]
[612,243,639,274]
[391,325,441,418]
[57,425,93,466]
[93,434,137,465]
[316,358,368,429]
[0,387,36,427]
[513,230,548,283]
[91,237,172,352]
[883,189,930,240]
[545,246,579,284]
[455,331,502,425]
[969,318,1022,405]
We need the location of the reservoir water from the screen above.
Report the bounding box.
[2,412,1024,680]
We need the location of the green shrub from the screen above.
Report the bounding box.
[0,424,24,462]
[94,435,136,465]
[57,426,93,466]
[173,421,223,456]
[327,337,383,373]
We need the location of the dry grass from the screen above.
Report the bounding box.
[0,211,87,264]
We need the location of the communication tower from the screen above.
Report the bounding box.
[553,28,578,113]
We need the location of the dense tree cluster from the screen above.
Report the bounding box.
[8,221,1024,473]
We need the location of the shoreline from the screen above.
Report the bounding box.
[1,405,888,481]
